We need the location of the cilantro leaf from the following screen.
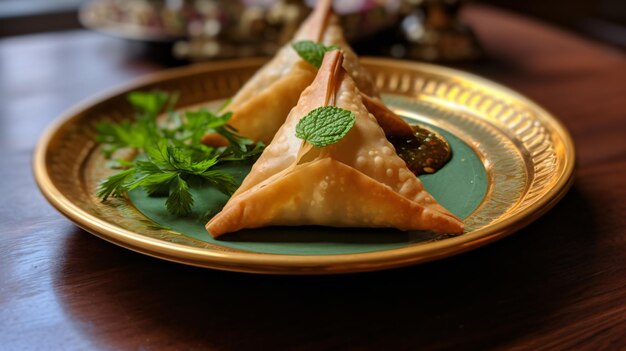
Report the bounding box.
[100,136,237,212]
[200,170,237,195]
[106,158,134,169]
[124,155,175,196]
[295,106,356,147]
[217,125,253,153]
[166,175,193,216]
[96,167,136,200]
[184,110,232,145]
[95,90,265,217]
[218,142,264,162]
[126,171,177,192]
[128,91,171,117]
[95,121,147,158]
[144,137,170,167]
[167,146,193,170]
[96,91,174,158]
[291,40,338,68]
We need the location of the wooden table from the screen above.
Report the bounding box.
[1,4,625,350]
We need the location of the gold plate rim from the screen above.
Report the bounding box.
[33,58,576,274]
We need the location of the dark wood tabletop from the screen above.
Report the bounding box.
[1,4,625,350]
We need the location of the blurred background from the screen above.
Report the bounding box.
[1,0,624,64]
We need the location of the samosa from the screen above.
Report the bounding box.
[206,51,463,237]
[215,0,412,144]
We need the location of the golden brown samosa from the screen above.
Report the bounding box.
[220,0,412,144]
[206,51,463,237]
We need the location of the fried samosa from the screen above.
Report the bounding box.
[206,51,464,237]
[219,0,412,144]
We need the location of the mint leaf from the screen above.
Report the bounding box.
[295,106,355,147]
[291,40,338,68]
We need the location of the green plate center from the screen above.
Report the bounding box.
[129,122,487,255]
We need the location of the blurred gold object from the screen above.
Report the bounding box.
[389,0,482,61]
[81,0,481,62]
[34,58,574,274]
[80,1,406,60]
[174,0,308,60]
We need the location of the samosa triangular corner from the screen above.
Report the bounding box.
[222,0,334,144]
[206,51,464,238]
[206,158,463,236]
[218,0,408,144]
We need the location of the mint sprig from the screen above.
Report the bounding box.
[295,106,355,147]
[291,40,338,68]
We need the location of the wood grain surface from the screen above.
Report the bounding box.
[1,4,625,350]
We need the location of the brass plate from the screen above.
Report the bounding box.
[33,58,575,274]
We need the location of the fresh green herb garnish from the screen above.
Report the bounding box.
[291,40,338,68]
[95,91,175,157]
[96,91,263,216]
[295,106,355,147]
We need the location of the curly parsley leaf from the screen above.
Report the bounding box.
[295,106,355,147]
[291,40,338,68]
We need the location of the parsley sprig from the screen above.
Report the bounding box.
[96,91,263,216]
